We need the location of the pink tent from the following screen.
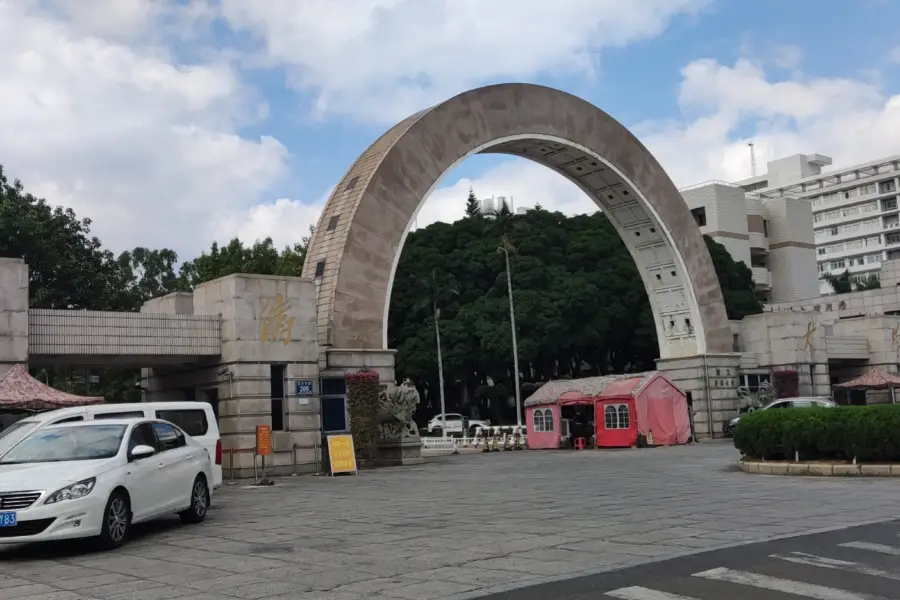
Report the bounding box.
[0,365,104,410]
[597,372,691,447]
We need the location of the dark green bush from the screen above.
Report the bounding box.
[733,404,900,462]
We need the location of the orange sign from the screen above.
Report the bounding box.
[256,424,272,456]
[327,435,357,475]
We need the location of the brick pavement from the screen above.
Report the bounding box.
[1,441,898,600]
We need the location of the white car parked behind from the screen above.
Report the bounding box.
[426,413,490,436]
[0,418,213,549]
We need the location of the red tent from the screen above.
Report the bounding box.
[0,365,103,410]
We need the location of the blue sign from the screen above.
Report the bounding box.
[295,380,314,396]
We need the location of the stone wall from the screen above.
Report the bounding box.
[0,258,28,376]
[656,353,742,439]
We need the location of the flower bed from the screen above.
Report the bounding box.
[733,403,900,463]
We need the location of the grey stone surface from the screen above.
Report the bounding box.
[2,442,899,600]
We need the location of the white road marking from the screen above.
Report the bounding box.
[772,551,900,581]
[606,587,700,600]
[840,541,900,556]
[694,567,887,600]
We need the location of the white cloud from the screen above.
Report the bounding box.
[218,0,710,124]
[890,46,900,64]
[0,1,286,258]
[771,45,802,70]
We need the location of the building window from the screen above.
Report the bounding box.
[763,219,769,237]
[690,207,707,227]
[326,215,340,231]
[345,176,359,191]
[270,364,285,431]
[740,373,771,392]
[880,180,896,194]
[883,198,897,211]
[314,260,326,277]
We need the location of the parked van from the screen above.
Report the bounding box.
[0,402,222,488]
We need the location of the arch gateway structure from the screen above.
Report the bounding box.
[303,83,742,439]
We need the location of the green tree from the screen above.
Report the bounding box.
[389,210,763,424]
[855,274,881,291]
[703,235,764,320]
[464,187,481,217]
[823,269,853,295]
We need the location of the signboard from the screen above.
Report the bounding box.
[256,424,272,456]
[326,434,358,476]
[295,380,314,395]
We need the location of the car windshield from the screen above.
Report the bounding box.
[0,420,37,442]
[0,424,127,464]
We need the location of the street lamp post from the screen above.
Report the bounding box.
[434,304,448,438]
[498,237,523,427]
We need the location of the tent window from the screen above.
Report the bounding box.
[604,405,618,429]
[543,409,554,432]
[605,404,630,429]
[534,410,545,432]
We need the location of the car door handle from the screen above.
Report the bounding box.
[157,463,166,469]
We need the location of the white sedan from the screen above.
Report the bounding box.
[0,418,213,549]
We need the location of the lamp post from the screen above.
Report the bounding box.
[498,235,522,427]
[434,304,448,438]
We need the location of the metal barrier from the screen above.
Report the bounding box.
[226,443,322,482]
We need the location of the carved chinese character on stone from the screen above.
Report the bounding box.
[825,303,833,311]
[259,293,295,345]
[838,300,847,310]
[813,304,821,312]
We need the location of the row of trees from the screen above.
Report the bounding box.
[2,164,762,422]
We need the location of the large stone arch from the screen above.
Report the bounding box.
[302,83,732,361]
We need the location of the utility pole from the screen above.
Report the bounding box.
[498,236,522,427]
[434,304,448,437]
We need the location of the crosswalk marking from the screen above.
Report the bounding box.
[605,587,699,600]
[840,541,900,556]
[772,551,900,581]
[694,566,888,600]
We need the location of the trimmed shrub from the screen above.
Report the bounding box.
[345,370,380,460]
[733,404,900,462]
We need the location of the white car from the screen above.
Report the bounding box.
[0,418,213,549]
[426,413,490,436]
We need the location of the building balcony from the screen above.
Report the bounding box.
[748,232,769,254]
[751,267,772,289]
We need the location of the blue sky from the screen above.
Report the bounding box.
[1,0,899,258]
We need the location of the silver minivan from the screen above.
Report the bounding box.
[0,402,222,488]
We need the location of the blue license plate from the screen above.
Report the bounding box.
[0,512,16,527]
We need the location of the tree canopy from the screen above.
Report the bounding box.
[388,202,762,422]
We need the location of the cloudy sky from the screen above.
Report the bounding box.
[3,0,900,260]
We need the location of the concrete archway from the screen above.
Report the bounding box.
[302,83,731,360]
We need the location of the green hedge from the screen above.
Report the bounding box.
[733,404,900,462]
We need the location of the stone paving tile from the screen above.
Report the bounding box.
[2,442,900,600]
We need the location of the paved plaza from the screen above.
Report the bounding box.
[1,442,899,600]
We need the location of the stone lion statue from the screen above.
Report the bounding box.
[376,379,421,439]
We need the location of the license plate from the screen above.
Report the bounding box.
[0,512,16,527]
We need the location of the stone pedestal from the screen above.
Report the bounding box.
[657,353,742,440]
[376,435,424,466]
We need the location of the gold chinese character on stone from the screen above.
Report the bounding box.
[259,293,295,345]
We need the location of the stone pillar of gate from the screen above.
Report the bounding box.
[656,353,742,440]
[0,258,29,376]
[321,347,424,465]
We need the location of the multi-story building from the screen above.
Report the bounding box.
[679,180,818,303]
[733,153,900,296]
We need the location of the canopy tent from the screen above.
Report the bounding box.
[833,368,900,404]
[0,364,104,410]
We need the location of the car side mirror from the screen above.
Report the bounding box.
[130,445,155,461]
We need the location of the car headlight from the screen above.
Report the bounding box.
[44,478,96,505]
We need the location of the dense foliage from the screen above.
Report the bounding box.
[734,404,900,462]
[345,370,380,459]
[824,269,881,294]
[2,163,762,419]
[389,206,762,423]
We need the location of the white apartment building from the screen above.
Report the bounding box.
[480,195,514,214]
[679,180,818,303]
[733,153,900,296]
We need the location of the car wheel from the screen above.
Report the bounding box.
[179,476,209,525]
[97,490,130,550]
